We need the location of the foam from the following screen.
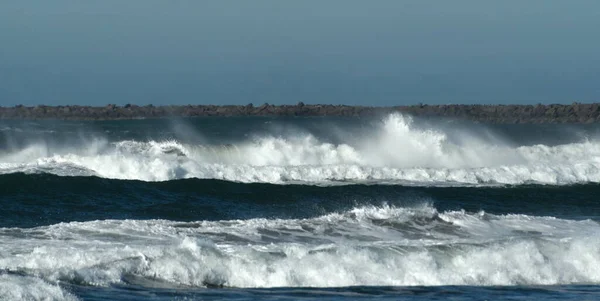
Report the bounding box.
[0,274,79,301]
[2,114,600,185]
[1,205,599,288]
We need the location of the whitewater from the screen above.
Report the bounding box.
[1,114,600,185]
[1,204,599,296]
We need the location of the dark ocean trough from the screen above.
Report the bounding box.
[1,115,600,300]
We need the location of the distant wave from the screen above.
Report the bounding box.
[1,204,599,288]
[2,114,600,186]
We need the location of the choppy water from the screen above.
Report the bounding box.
[1,115,600,300]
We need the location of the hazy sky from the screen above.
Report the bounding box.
[1,1,599,106]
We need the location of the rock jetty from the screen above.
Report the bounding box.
[1,103,600,123]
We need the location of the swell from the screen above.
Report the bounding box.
[2,173,600,228]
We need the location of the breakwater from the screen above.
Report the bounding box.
[1,103,599,123]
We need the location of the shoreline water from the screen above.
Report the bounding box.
[2,102,600,123]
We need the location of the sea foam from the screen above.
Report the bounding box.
[0,274,78,301]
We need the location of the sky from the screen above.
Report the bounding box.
[0,1,599,106]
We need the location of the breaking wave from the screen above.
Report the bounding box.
[2,114,600,185]
[1,204,599,288]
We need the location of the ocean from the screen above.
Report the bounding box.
[1,114,599,300]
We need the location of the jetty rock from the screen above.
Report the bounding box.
[1,103,599,123]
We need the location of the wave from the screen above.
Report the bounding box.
[1,204,599,289]
[2,114,600,185]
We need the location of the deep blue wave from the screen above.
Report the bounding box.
[2,173,600,229]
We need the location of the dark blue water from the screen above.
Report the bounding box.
[1,116,600,300]
[63,284,600,301]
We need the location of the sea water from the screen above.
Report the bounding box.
[1,114,599,300]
